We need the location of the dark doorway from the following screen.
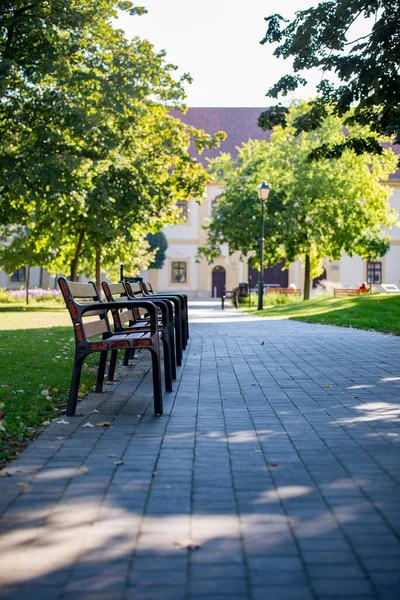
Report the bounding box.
[248,259,288,288]
[313,268,327,288]
[212,266,226,297]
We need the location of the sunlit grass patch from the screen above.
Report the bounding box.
[241,293,400,335]
[0,308,98,466]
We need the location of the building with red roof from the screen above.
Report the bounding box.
[141,107,400,298]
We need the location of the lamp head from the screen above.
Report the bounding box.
[257,182,270,202]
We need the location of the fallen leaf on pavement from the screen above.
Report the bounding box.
[173,539,201,550]
[17,482,30,489]
[96,421,112,427]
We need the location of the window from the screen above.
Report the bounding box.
[10,267,26,282]
[367,262,382,284]
[176,200,188,220]
[171,261,187,283]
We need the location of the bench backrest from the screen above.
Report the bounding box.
[101,281,137,328]
[125,281,145,298]
[58,277,110,342]
[123,281,150,319]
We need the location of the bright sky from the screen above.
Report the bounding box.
[116,0,321,107]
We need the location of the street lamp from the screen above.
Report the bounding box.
[257,182,271,310]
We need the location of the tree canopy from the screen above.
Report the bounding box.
[146,231,168,269]
[199,104,397,299]
[0,1,225,284]
[258,0,400,164]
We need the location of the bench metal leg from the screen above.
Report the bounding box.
[149,348,163,415]
[108,349,118,381]
[95,351,107,392]
[161,335,173,392]
[174,320,183,366]
[67,354,85,416]
[169,322,177,380]
[123,349,130,366]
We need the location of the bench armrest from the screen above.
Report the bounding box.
[79,300,159,334]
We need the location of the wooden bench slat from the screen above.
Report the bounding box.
[119,310,134,325]
[67,282,98,299]
[107,282,126,295]
[84,319,109,338]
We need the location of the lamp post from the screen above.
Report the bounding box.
[257,182,270,310]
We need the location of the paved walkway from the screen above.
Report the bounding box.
[1,300,400,600]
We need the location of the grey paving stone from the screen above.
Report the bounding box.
[125,585,186,600]
[252,586,314,600]
[189,578,248,595]
[312,579,375,596]
[1,302,400,600]
[129,569,186,585]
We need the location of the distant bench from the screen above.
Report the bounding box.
[334,288,368,297]
[221,288,239,309]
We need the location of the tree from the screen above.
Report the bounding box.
[199,105,397,299]
[259,1,400,164]
[0,1,147,98]
[0,3,225,286]
[146,232,168,269]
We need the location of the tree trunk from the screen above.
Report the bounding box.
[95,248,101,292]
[303,254,311,300]
[70,230,85,281]
[25,265,30,305]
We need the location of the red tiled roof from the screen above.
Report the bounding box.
[173,107,400,179]
[171,107,271,166]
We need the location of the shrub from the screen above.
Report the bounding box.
[312,280,343,297]
[0,288,63,304]
[239,291,302,308]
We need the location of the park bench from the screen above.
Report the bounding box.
[381,284,400,293]
[125,281,186,366]
[221,287,239,309]
[334,288,368,297]
[58,276,164,417]
[102,281,175,388]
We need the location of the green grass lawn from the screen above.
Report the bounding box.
[241,293,400,335]
[0,304,97,466]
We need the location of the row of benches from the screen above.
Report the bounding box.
[59,277,188,418]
